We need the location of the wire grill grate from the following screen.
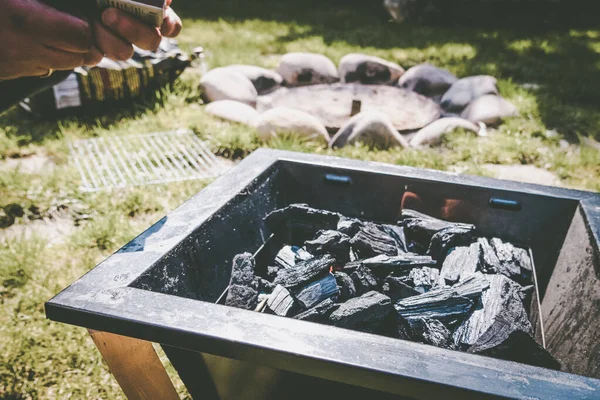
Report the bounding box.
[70,130,228,192]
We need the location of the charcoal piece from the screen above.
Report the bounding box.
[468,329,561,370]
[274,245,312,269]
[348,247,359,262]
[452,272,490,299]
[273,254,335,288]
[383,276,420,301]
[329,291,393,333]
[225,284,259,310]
[229,253,256,286]
[477,237,501,274]
[350,223,400,258]
[351,266,379,295]
[337,217,364,237]
[428,225,475,262]
[275,246,297,269]
[342,260,362,274]
[479,238,533,285]
[305,230,351,261]
[439,243,481,285]
[267,266,280,280]
[453,274,532,348]
[225,253,259,310]
[361,253,436,277]
[519,285,535,305]
[334,271,356,301]
[294,298,339,322]
[267,285,297,316]
[395,287,474,328]
[401,209,475,249]
[408,267,440,293]
[293,273,339,309]
[380,224,408,253]
[412,317,454,349]
[265,204,340,244]
[259,278,276,293]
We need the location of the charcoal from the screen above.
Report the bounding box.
[361,253,436,277]
[395,287,474,328]
[351,266,379,295]
[267,285,297,317]
[453,272,490,298]
[453,274,532,349]
[479,238,533,285]
[439,243,481,285]
[305,230,351,261]
[225,284,259,310]
[294,298,339,322]
[273,254,335,288]
[412,317,454,349]
[382,276,420,301]
[275,245,312,269]
[225,253,259,310]
[401,209,475,249]
[380,224,408,253]
[407,267,440,293]
[519,285,535,305]
[329,291,393,333]
[428,225,475,262]
[342,260,362,275]
[293,273,339,309]
[333,271,356,301]
[267,266,280,280]
[468,329,561,370]
[350,223,401,258]
[229,253,256,286]
[265,204,340,244]
[259,278,276,293]
[274,246,297,269]
[337,217,364,237]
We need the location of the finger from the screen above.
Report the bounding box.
[84,47,105,67]
[38,46,87,71]
[14,0,92,53]
[93,21,134,61]
[161,8,182,38]
[101,8,162,51]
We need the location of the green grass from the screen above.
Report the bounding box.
[1,0,599,398]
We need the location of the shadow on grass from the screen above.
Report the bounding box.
[179,0,600,139]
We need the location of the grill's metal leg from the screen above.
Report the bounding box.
[89,330,180,400]
[162,346,221,400]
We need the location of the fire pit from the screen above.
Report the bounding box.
[46,149,600,399]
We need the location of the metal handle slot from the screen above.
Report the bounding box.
[324,173,353,186]
[489,197,522,211]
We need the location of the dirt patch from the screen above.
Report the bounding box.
[483,164,561,187]
[0,153,56,174]
[0,216,76,246]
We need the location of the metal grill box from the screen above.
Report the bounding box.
[46,149,600,399]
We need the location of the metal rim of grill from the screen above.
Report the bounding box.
[69,129,227,192]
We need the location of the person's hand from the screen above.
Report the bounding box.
[94,0,183,61]
[0,0,103,80]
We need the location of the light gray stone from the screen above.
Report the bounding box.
[225,65,283,94]
[339,53,405,85]
[200,67,258,106]
[329,110,409,149]
[482,164,561,187]
[460,95,518,125]
[276,52,339,87]
[441,75,498,112]
[410,117,479,147]
[205,100,260,126]
[398,63,458,96]
[255,107,329,142]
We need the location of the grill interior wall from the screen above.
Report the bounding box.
[542,207,600,378]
